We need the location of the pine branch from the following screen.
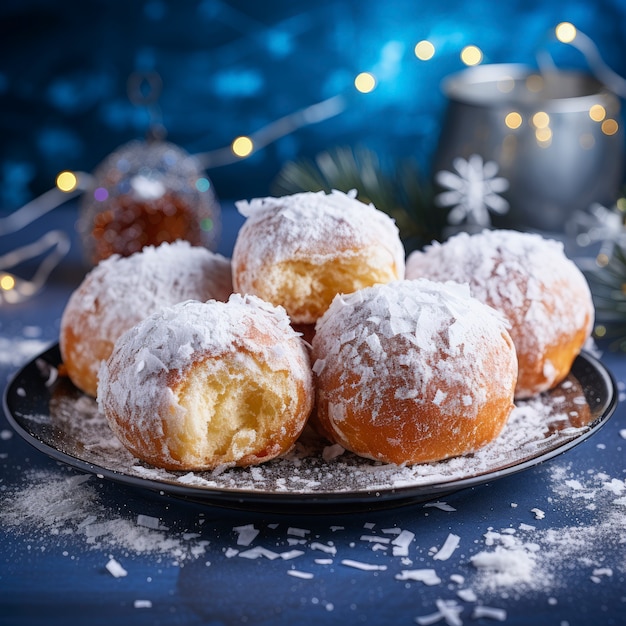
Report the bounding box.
[271,145,442,252]
[587,239,626,349]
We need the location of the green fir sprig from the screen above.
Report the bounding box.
[271,146,442,253]
[587,240,626,351]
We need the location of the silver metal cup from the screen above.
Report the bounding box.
[432,63,624,233]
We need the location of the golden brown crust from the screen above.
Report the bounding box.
[98,296,314,471]
[311,280,518,465]
[406,230,594,398]
[59,241,233,397]
[232,191,406,324]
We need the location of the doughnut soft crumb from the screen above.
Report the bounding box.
[97,295,314,471]
[232,190,406,324]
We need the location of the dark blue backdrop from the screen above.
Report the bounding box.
[1,0,626,210]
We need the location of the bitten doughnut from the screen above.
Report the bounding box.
[97,295,314,471]
[232,190,405,324]
[311,280,517,465]
[405,229,594,398]
[60,241,233,397]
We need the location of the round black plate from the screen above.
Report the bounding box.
[3,344,618,513]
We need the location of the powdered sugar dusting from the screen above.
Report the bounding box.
[0,470,210,562]
[467,461,626,599]
[97,294,313,470]
[313,280,515,422]
[0,336,49,369]
[311,279,517,464]
[59,240,233,395]
[1,443,624,623]
[406,230,594,397]
[233,189,405,279]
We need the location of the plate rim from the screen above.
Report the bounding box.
[2,344,619,512]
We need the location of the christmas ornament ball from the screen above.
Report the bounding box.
[78,139,220,265]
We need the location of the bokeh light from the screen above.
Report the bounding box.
[555,22,577,44]
[354,72,376,93]
[496,76,515,93]
[94,187,109,202]
[414,40,435,61]
[532,111,550,129]
[536,127,552,145]
[200,217,214,232]
[56,170,78,192]
[505,112,523,129]
[0,274,15,291]
[232,136,254,157]
[579,133,595,149]
[589,104,606,122]
[601,119,619,135]
[460,45,482,66]
[195,177,212,192]
[526,75,544,93]
[596,253,610,267]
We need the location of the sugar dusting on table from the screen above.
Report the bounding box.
[0,470,210,563]
[2,336,624,623]
[1,452,625,623]
[0,334,49,369]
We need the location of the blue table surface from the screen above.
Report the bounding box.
[1,202,625,626]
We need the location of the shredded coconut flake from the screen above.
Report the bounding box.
[433,534,461,561]
[341,559,387,572]
[396,569,442,585]
[105,557,128,578]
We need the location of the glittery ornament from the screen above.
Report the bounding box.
[78,139,220,265]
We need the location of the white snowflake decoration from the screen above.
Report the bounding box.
[567,202,626,249]
[435,154,510,227]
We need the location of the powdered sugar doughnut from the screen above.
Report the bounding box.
[232,190,406,324]
[311,280,517,465]
[60,241,233,397]
[98,295,314,471]
[405,230,594,398]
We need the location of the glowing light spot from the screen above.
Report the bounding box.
[617,197,626,212]
[536,127,552,143]
[596,253,609,267]
[354,72,376,93]
[200,218,214,232]
[579,133,595,149]
[0,274,15,291]
[505,112,523,129]
[602,119,619,136]
[56,171,78,192]
[414,40,435,61]
[497,77,515,93]
[232,136,254,158]
[532,111,550,128]
[526,74,544,93]
[195,177,211,192]
[460,45,483,66]
[589,104,606,122]
[94,187,108,202]
[595,324,606,338]
[556,22,577,44]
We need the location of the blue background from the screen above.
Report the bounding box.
[1,0,626,211]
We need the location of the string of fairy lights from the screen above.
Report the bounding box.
[0,21,624,305]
